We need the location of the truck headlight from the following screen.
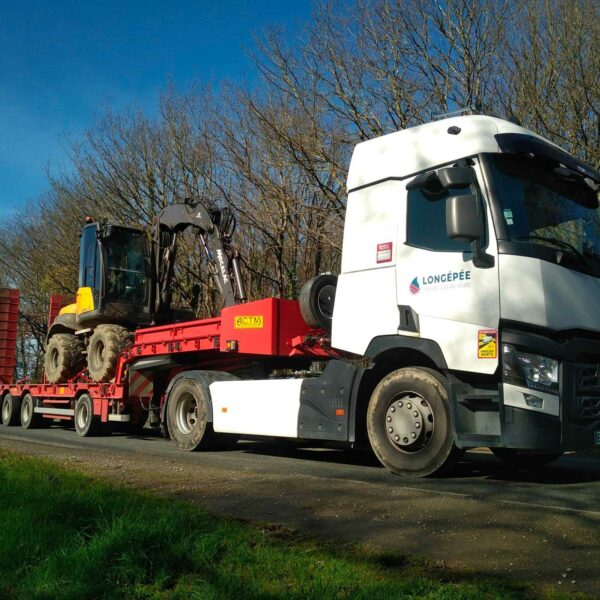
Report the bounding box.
[502,344,559,395]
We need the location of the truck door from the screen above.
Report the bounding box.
[396,159,500,375]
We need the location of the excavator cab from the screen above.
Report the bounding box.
[75,222,153,329]
[45,221,153,384]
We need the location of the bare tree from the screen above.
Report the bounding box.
[500,0,600,167]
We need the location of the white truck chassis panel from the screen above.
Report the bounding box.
[210,379,303,438]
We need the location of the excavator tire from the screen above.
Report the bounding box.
[44,333,86,384]
[87,325,133,383]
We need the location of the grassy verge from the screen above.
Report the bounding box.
[0,452,576,599]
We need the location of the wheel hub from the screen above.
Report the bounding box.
[317,285,336,319]
[176,392,198,435]
[385,393,434,451]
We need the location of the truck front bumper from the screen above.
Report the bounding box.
[501,403,599,452]
[495,329,600,452]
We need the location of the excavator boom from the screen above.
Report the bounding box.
[153,200,246,318]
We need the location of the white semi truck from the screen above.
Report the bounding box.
[3,114,600,477]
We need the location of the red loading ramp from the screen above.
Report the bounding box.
[0,288,19,384]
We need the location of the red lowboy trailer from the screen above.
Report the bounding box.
[0,291,338,444]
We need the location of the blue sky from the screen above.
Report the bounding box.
[0,1,312,217]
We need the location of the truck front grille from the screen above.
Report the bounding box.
[574,364,600,422]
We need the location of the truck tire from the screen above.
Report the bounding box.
[20,393,47,429]
[367,367,460,477]
[491,448,562,469]
[166,376,237,451]
[74,393,101,437]
[299,274,337,330]
[87,325,132,383]
[1,393,21,426]
[45,333,86,383]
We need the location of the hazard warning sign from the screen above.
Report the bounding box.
[478,329,497,359]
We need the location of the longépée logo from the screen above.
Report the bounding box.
[409,270,471,294]
[409,277,420,295]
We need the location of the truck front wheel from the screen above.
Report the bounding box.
[367,367,459,477]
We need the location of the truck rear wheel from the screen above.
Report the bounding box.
[44,333,85,383]
[167,378,214,451]
[87,325,132,383]
[166,376,238,451]
[20,393,48,429]
[367,367,459,477]
[74,394,101,437]
[1,393,21,426]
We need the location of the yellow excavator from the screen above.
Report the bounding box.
[45,200,246,383]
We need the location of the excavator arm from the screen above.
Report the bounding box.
[153,200,246,318]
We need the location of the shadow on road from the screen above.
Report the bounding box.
[235,438,600,485]
[453,452,600,485]
[48,420,600,486]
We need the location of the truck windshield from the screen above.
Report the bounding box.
[487,154,600,259]
[104,230,150,304]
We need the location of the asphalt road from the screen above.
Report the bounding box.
[1,424,599,596]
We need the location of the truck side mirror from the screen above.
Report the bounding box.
[438,166,475,189]
[446,194,483,241]
[446,194,494,268]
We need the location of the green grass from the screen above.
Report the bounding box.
[0,452,576,600]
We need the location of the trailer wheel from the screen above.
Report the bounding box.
[299,274,337,330]
[491,448,562,469]
[1,393,21,426]
[74,394,101,437]
[20,393,47,429]
[44,333,86,384]
[166,378,219,451]
[87,325,132,383]
[367,367,460,477]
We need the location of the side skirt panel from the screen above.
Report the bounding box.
[211,379,303,437]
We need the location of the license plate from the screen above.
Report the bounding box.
[594,431,600,446]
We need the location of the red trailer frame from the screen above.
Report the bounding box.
[0,295,336,428]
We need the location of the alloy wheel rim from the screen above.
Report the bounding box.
[176,392,198,435]
[384,392,435,452]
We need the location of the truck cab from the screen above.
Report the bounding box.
[332,115,600,460]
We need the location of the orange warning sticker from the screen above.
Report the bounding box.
[478,329,497,359]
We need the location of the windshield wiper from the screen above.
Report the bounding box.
[517,235,587,262]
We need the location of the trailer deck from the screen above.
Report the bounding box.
[0,295,335,426]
